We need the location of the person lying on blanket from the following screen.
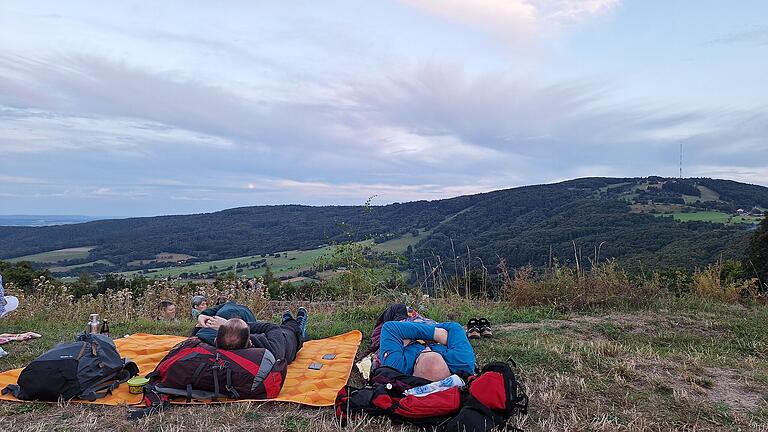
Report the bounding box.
[380,320,475,382]
[191,301,308,364]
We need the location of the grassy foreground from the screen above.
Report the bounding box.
[0,299,766,431]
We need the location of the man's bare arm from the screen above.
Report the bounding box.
[433,327,448,345]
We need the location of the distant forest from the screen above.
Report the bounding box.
[1,177,766,276]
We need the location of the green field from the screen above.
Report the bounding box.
[732,215,765,224]
[114,233,428,281]
[370,229,430,253]
[49,259,114,273]
[696,185,720,201]
[667,211,732,223]
[7,246,95,263]
[118,247,333,279]
[657,211,761,225]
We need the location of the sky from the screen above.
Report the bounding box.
[0,0,766,217]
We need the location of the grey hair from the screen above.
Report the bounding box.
[191,295,207,308]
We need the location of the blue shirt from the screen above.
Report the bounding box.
[379,321,475,376]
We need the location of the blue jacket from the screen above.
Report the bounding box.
[195,302,258,346]
[379,321,475,376]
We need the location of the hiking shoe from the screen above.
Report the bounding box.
[282,310,294,324]
[466,318,481,339]
[478,318,493,338]
[296,307,308,341]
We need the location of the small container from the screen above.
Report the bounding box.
[87,314,101,334]
[100,319,110,338]
[127,377,149,394]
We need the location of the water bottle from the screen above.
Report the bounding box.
[87,313,101,334]
[100,319,110,338]
[404,374,465,397]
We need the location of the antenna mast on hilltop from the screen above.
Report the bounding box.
[679,142,683,179]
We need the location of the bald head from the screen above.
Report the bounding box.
[413,351,451,382]
[215,318,250,350]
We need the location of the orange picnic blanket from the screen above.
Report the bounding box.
[0,330,362,407]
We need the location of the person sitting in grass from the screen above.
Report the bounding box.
[157,300,177,321]
[190,295,207,319]
[192,301,308,364]
[379,320,475,381]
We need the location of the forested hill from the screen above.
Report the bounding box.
[1,177,766,272]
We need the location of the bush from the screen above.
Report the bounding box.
[746,216,768,290]
[500,260,660,310]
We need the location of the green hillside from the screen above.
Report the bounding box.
[1,177,765,280]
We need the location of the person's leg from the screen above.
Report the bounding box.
[236,305,258,323]
[248,322,295,362]
[296,307,308,341]
[278,318,303,363]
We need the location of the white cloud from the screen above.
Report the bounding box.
[0,108,234,155]
[689,165,768,187]
[267,178,505,201]
[402,0,620,43]
[0,174,49,184]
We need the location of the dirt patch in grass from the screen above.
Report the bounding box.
[704,367,768,412]
[496,311,731,340]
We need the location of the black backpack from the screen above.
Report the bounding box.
[2,333,139,401]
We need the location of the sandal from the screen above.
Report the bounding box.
[466,318,481,339]
[478,318,493,338]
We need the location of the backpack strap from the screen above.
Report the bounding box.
[79,359,139,401]
[225,367,239,399]
[127,384,170,420]
[1,384,26,400]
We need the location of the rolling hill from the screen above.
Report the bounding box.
[1,177,765,277]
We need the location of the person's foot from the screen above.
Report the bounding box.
[282,310,294,324]
[296,307,308,340]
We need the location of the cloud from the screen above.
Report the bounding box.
[0,107,234,156]
[689,165,768,186]
[254,178,507,202]
[708,26,768,46]
[401,0,619,42]
[0,174,49,184]
[1,51,766,216]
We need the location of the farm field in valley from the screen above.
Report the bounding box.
[6,246,95,263]
[48,259,114,273]
[657,211,762,225]
[118,247,334,279]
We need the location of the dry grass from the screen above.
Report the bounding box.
[1,293,767,431]
[692,261,762,303]
[501,260,661,310]
[3,277,267,323]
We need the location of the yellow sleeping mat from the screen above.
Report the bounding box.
[0,330,362,407]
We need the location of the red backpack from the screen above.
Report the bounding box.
[148,337,286,401]
[335,361,528,432]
